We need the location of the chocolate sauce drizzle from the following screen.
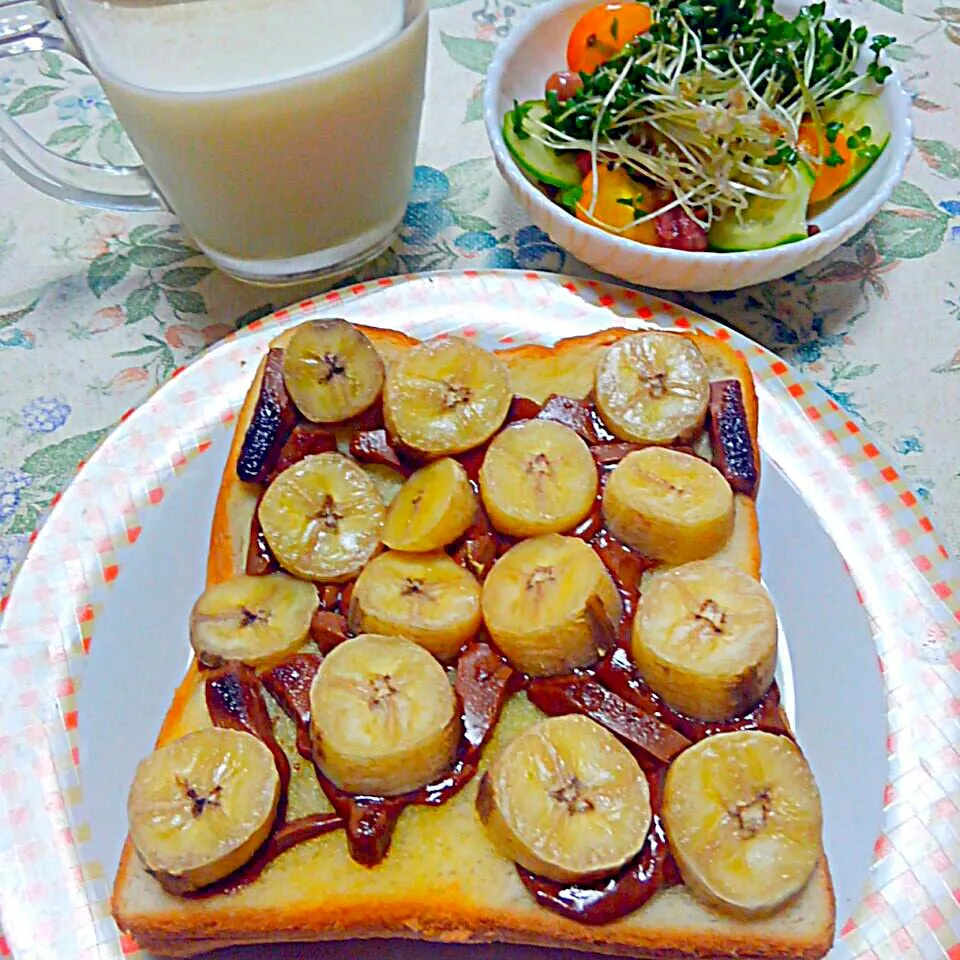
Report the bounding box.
[527,676,692,771]
[349,428,413,476]
[201,642,519,891]
[245,500,277,577]
[516,663,786,920]
[597,646,792,743]
[267,424,338,483]
[217,352,770,920]
[708,379,759,497]
[205,665,291,821]
[236,348,298,484]
[518,771,681,924]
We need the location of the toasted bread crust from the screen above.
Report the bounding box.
[113,322,833,960]
[121,858,834,960]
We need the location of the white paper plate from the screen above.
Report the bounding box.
[0,270,957,960]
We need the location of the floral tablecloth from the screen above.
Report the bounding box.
[1,1,958,593]
[0,5,959,960]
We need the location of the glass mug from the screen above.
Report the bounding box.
[0,0,428,285]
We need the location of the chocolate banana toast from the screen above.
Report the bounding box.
[112,320,836,959]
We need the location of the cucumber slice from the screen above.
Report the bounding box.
[708,163,815,253]
[821,94,891,196]
[503,100,582,190]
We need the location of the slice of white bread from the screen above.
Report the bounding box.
[112,324,835,960]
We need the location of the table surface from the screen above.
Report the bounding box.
[0,7,959,960]
[0,0,957,597]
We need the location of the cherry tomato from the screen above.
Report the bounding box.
[576,164,663,245]
[797,119,854,205]
[567,2,653,75]
[545,70,584,101]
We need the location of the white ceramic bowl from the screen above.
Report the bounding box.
[483,0,914,291]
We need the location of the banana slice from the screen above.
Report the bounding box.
[477,714,651,883]
[632,560,777,721]
[127,728,281,894]
[594,332,710,444]
[363,463,407,507]
[348,550,481,661]
[663,730,824,916]
[481,534,622,676]
[602,447,734,564]
[281,319,384,423]
[383,337,511,457]
[189,572,318,668]
[309,634,460,795]
[479,420,598,538]
[382,457,478,551]
[259,452,385,582]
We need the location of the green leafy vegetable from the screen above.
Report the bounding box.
[558,183,584,209]
[511,100,533,141]
[523,0,896,230]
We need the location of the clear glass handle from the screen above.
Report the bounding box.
[0,0,167,211]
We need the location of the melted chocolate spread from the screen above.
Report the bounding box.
[235,349,298,484]
[597,646,792,743]
[350,429,413,476]
[517,771,681,924]
[708,380,759,497]
[267,424,337,482]
[205,665,291,812]
[527,676,692,770]
[245,512,276,577]
[201,643,518,889]
[309,610,349,653]
[221,361,769,920]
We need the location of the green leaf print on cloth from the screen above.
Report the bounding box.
[440,33,497,73]
[1,428,109,535]
[6,84,63,119]
[917,140,960,179]
[872,182,949,260]
[86,225,204,299]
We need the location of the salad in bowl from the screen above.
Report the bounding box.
[485,0,912,289]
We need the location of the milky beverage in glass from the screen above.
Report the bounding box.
[59,0,428,283]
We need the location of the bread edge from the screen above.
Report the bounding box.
[112,322,833,960]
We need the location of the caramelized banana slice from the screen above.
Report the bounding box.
[663,730,824,917]
[479,420,598,537]
[632,560,777,721]
[190,572,318,668]
[602,447,734,564]
[348,550,481,661]
[363,463,407,507]
[281,319,384,423]
[127,728,280,894]
[481,534,622,676]
[594,332,709,444]
[309,634,460,795]
[259,452,385,582]
[382,457,478,551]
[383,337,511,456]
[477,714,651,883]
